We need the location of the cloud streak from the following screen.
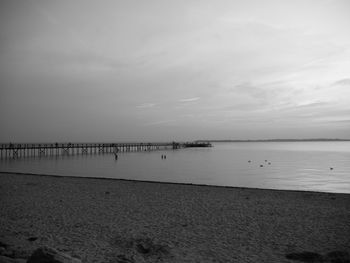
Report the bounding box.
[143,119,176,126]
[179,97,200,103]
[136,103,156,108]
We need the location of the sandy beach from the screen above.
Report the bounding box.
[0,172,349,263]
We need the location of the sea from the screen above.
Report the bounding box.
[1,142,349,194]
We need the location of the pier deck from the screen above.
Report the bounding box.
[0,141,212,159]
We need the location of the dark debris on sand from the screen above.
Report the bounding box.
[286,250,350,263]
[110,234,173,263]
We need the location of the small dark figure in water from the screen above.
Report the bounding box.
[260,164,264,167]
[164,155,166,159]
[114,154,118,160]
[248,160,251,163]
[265,160,267,162]
[268,162,271,165]
[330,167,333,170]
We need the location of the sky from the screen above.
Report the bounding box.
[1,0,350,142]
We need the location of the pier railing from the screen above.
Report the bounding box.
[0,141,212,159]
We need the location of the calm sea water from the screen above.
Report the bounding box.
[1,142,350,193]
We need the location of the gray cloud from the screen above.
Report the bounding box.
[333,78,350,86]
[1,0,350,141]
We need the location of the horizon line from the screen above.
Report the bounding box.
[1,138,350,144]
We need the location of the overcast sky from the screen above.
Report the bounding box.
[1,0,350,142]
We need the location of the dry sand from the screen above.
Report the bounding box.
[0,172,349,263]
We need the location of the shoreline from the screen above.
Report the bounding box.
[1,171,349,196]
[1,172,349,262]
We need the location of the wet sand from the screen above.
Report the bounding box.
[0,172,349,262]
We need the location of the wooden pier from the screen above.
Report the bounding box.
[0,141,212,159]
